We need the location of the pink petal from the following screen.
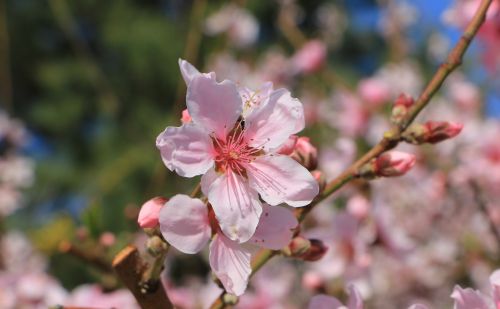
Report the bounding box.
[209,233,251,296]
[244,88,305,151]
[240,82,274,118]
[490,269,500,306]
[407,305,430,309]
[187,75,242,141]
[451,286,489,309]
[202,168,262,243]
[178,58,215,85]
[346,284,364,309]
[158,195,211,254]
[307,295,343,309]
[156,124,214,177]
[246,155,319,207]
[250,204,298,250]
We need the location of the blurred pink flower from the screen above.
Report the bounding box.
[451,269,500,309]
[157,60,318,242]
[358,78,391,107]
[159,194,298,296]
[292,40,327,74]
[307,285,363,309]
[137,196,167,228]
[65,284,138,309]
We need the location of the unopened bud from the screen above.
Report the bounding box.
[299,239,328,261]
[311,170,326,193]
[403,121,463,144]
[390,94,414,125]
[181,109,192,124]
[283,236,311,257]
[370,151,416,177]
[291,137,318,170]
[138,197,168,228]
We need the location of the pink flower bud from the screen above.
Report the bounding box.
[299,239,328,261]
[292,40,327,74]
[284,236,311,257]
[291,137,318,170]
[403,121,463,144]
[423,121,463,144]
[277,135,298,155]
[374,151,416,177]
[181,109,192,124]
[391,94,414,125]
[138,197,168,228]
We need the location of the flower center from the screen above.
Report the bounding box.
[212,122,262,175]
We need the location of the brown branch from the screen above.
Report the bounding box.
[208,1,494,307]
[58,240,113,274]
[112,246,173,309]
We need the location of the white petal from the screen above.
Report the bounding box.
[202,169,262,243]
[250,204,297,250]
[209,234,251,296]
[187,75,242,141]
[156,124,214,177]
[246,155,319,207]
[244,88,305,151]
[159,195,211,254]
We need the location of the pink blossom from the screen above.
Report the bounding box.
[137,197,167,228]
[159,194,298,296]
[157,60,318,242]
[65,284,138,309]
[307,285,363,309]
[290,136,318,170]
[358,78,391,107]
[374,151,416,177]
[292,40,327,74]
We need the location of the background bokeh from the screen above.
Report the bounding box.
[1,0,500,308]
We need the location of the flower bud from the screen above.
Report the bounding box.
[181,109,192,124]
[283,236,311,257]
[138,197,168,228]
[99,232,116,247]
[390,94,414,125]
[291,137,318,170]
[298,239,328,261]
[146,235,168,256]
[373,151,416,177]
[403,121,463,144]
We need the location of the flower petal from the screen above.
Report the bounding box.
[450,285,489,309]
[250,204,298,250]
[187,75,242,140]
[209,233,251,296]
[246,155,319,207]
[307,295,343,309]
[346,284,364,309]
[178,58,215,85]
[156,124,214,177]
[240,82,273,118]
[202,168,262,243]
[244,88,305,151]
[159,195,211,254]
[490,269,500,306]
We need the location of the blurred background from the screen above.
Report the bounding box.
[1,0,500,308]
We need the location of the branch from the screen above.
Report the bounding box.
[59,240,113,274]
[208,0,494,307]
[112,246,173,309]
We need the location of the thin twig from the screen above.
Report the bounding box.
[208,1,493,307]
[59,240,113,274]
